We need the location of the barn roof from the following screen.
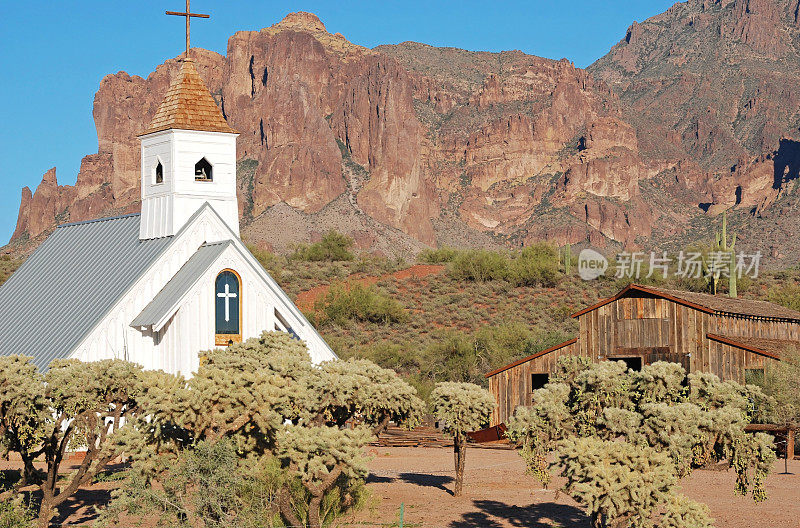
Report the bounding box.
[131,241,232,331]
[707,333,800,360]
[572,284,800,322]
[0,214,173,370]
[485,338,578,378]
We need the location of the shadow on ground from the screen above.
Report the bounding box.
[399,472,454,495]
[449,499,589,528]
[52,488,113,526]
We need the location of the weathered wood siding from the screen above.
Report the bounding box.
[709,316,800,340]
[577,292,705,371]
[706,340,772,384]
[488,341,580,426]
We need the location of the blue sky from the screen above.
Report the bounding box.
[0,0,677,244]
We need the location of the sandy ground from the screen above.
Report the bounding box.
[4,446,798,527]
[346,446,800,528]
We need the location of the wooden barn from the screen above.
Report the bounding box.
[486,283,800,426]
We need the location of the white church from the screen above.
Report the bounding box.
[0,57,337,374]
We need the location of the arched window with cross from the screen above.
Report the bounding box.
[215,269,241,346]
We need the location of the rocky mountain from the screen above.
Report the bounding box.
[590,0,800,213]
[7,4,800,262]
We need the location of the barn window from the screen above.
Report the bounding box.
[744,368,764,386]
[195,157,213,181]
[531,373,549,390]
[155,160,164,184]
[215,270,241,346]
[274,308,300,341]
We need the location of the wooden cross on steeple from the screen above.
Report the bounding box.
[166,0,210,58]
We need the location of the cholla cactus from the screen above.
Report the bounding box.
[430,382,495,496]
[112,331,425,528]
[658,494,714,528]
[0,357,148,528]
[556,437,677,528]
[506,383,573,486]
[275,425,374,528]
[507,356,777,526]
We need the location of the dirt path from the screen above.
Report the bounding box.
[347,447,800,528]
[3,447,797,526]
[294,264,444,311]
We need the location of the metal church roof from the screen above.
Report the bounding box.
[131,241,232,330]
[0,214,172,370]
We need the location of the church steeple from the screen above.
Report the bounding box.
[137,4,239,240]
[141,59,236,136]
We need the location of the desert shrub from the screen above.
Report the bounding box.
[507,243,560,287]
[422,332,481,384]
[247,244,283,281]
[291,231,355,262]
[430,382,495,496]
[418,246,459,263]
[0,258,23,288]
[759,348,800,425]
[314,282,406,326]
[102,439,285,528]
[506,358,776,518]
[447,250,509,282]
[0,498,34,528]
[767,283,800,312]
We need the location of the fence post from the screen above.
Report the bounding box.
[399,502,404,528]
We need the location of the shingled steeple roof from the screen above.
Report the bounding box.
[140,59,237,136]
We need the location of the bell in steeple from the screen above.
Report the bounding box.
[137,58,239,240]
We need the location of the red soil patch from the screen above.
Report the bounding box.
[294,264,444,312]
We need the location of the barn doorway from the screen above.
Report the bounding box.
[531,373,549,390]
[614,356,643,371]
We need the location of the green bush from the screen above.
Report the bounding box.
[0,499,34,528]
[447,249,509,282]
[291,231,355,262]
[315,282,407,326]
[759,348,800,425]
[767,283,800,312]
[419,246,459,263]
[101,439,285,527]
[507,243,560,287]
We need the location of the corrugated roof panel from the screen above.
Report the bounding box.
[131,241,231,329]
[0,214,172,370]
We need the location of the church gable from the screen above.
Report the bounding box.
[68,204,335,374]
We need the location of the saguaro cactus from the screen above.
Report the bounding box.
[716,211,737,298]
[704,211,737,296]
[564,244,572,275]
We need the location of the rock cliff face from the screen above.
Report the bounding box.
[8,5,800,260]
[589,0,800,221]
